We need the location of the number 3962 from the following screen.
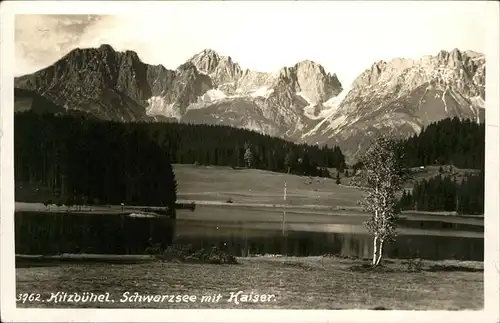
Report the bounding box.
[16,293,42,303]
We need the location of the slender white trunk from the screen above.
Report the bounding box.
[375,239,385,266]
[372,235,378,265]
[372,205,379,265]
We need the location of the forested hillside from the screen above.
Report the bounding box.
[397,117,485,214]
[400,173,484,215]
[14,112,346,204]
[401,117,484,170]
[139,120,346,176]
[15,112,177,207]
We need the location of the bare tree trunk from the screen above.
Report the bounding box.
[372,235,378,265]
[375,239,385,266]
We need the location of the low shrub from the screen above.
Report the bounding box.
[147,244,238,265]
[404,258,424,272]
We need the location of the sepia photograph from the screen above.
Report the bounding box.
[1,1,499,322]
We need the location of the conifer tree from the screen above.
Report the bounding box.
[244,145,253,168]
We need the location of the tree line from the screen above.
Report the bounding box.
[14,112,347,204]
[142,120,345,176]
[15,112,178,208]
[399,173,484,215]
[400,117,484,170]
[396,117,485,214]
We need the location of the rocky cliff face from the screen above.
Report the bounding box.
[15,45,485,163]
[15,45,342,136]
[182,55,343,137]
[15,45,213,121]
[301,48,485,161]
[188,49,243,86]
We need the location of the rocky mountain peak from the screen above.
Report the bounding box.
[352,58,417,89]
[351,49,485,93]
[303,48,485,162]
[188,49,221,74]
[123,50,141,61]
[436,48,467,69]
[291,60,343,104]
[189,49,242,86]
[177,61,199,73]
[276,66,299,84]
[98,44,116,54]
[294,60,325,74]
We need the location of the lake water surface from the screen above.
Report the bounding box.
[173,206,483,261]
[14,205,484,261]
[173,219,483,261]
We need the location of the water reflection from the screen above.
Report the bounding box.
[173,220,484,261]
[14,208,484,262]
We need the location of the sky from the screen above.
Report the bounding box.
[13,1,493,86]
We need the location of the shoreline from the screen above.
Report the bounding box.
[14,201,484,219]
[15,253,484,267]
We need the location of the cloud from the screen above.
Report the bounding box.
[14,14,107,75]
[14,2,490,85]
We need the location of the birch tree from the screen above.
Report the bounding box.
[358,133,409,266]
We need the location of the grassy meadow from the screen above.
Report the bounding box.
[173,164,365,208]
[15,256,483,310]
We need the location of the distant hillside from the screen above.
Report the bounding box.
[400,171,484,215]
[400,117,484,170]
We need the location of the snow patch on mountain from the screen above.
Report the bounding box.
[441,88,449,113]
[250,87,274,98]
[296,92,314,105]
[201,89,228,102]
[300,87,352,137]
[296,91,318,119]
[323,87,350,109]
[146,96,180,119]
[470,95,484,109]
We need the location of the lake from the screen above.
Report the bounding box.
[171,205,483,261]
[173,220,483,261]
[14,205,484,261]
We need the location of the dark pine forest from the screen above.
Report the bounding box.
[401,117,485,170]
[14,111,346,207]
[15,111,485,214]
[398,118,485,214]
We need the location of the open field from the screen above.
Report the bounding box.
[173,164,365,207]
[15,256,483,310]
[15,165,483,219]
[15,164,363,207]
[405,165,481,188]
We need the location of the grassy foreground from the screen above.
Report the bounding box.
[16,256,483,310]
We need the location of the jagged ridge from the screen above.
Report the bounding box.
[301,48,485,162]
[14,45,485,163]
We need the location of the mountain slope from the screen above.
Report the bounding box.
[14,46,485,163]
[15,44,213,121]
[184,51,343,137]
[301,49,485,160]
[15,45,343,138]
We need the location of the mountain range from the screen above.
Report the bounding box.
[14,45,485,162]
